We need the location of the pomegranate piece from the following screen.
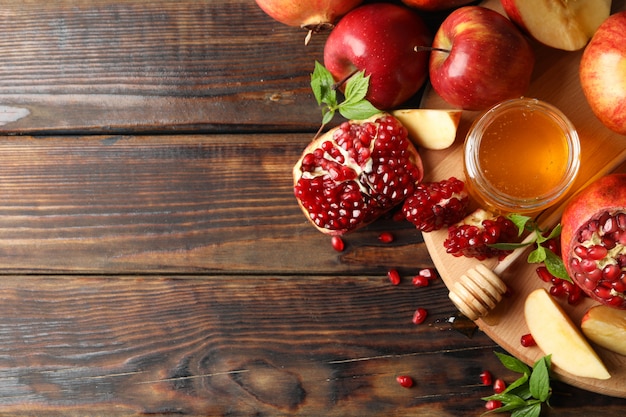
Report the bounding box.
[412,307,428,324]
[443,209,519,260]
[293,114,424,235]
[485,399,502,411]
[378,231,395,243]
[402,176,470,232]
[388,269,401,286]
[493,378,506,393]
[561,174,626,308]
[331,235,345,252]
[479,370,493,386]
[520,333,536,347]
[396,375,414,388]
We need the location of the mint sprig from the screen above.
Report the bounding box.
[482,352,552,417]
[489,214,571,282]
[310,61,380,137]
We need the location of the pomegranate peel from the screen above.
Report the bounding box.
[293,113,424,235]
[560,173,626,308]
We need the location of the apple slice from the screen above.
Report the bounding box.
[391,109,461,150]
[582,305,626,357]
[524,288,610,380]
[501,0,611,51]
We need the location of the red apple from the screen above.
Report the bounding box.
[580,11,626,136]
[429,6,535,111]
[323,3,431,110]
[401,0,475,12]
[254,0,363,29]
[501,0,610,51]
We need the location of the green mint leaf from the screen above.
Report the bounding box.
[339,99,380,121]
[343,70,370,104]
[544,249,571,282]
[489,242,531,251]
[529,356,551,402]
[511,403,542,417]
[503,374,529,395]
[546,223,562,240]
[508,213,532,236]
[311,61,336,107]
[321,108,335,126]
[527,245,547,264]
[495,352,531,375]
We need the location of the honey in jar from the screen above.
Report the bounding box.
[464,98,580,214]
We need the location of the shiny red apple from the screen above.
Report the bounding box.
[429,6,535,111]
[323,3,431,110]
[580,11,626,136]
[254,0,363,29]
[401,0,475,12]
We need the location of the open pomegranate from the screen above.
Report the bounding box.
[561,174,626,308]
[293,114,424,235]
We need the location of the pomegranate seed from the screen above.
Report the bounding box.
[388,269,401,286]
[412,308,428,324]
[479,370,493,386]
[485,400,502,411]
[520,333,536,347]
[412,274,430,288]
[418,267,437,281]
[330,236,345,252]
[493,378,506,393]
[378,231,394,243]
[536,266,554,282]
[396,375,414,388]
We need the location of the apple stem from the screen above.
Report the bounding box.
[332,69,359,91]
[414,45,451,54]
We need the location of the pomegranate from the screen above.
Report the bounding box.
[254,0,363,31]
[561,173,626,308]
[293,114,424,235]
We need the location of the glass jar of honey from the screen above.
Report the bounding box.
[464,97,580,214]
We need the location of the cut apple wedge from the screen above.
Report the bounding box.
[501,0,611,51]
[391,109,461,150]
[524,288,611,380]
[582,305,626,357]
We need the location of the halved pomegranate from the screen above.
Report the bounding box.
[561,174,626,308]
[293,114,424,235]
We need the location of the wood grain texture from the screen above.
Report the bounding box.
[0,0,624,414]
[0,0,330,134]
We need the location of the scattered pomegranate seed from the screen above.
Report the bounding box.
[388,269,401,286]
[536,266,553,282]
[520,333,536,347]
[412,308,428,324]
[378,231,394,243]
[418,267,438,281]
[493,378,506,393]
[412,274,430,288]
[396,375,414,388]
[479,370,493,386]
[485,399,502,411]
[330,236,345,252]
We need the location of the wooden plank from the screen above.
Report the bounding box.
[0,0,331,134]
[0,134,426,274]
[0,274,622,416]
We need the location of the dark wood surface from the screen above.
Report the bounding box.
[0,0,625,415]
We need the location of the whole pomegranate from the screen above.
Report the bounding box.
[293,114,424,235]
[561,174,626,308]
[254,0,363,31]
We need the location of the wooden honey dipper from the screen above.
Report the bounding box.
[449,148,626,321]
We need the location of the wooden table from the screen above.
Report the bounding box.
[0,1,625,415]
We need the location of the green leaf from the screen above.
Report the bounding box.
[311,61,336,107]
[495,352,531,375]
[511,403,542,417]
[343,70,370,104]
[544,249,571,282]
[527,245,546,264]
[546,223,562,240]
[508,213,532,235]
[489,242,531,251]
[529,356,551,402]
[339,99,380,121]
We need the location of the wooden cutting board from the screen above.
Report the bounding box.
[420,0,626,398]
